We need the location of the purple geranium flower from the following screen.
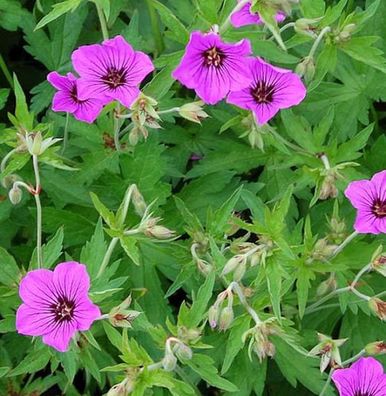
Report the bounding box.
[16,261,101,352]
[345,170,386,234]
[231,1,286,28]
[172,31,253,105]
[72,35,154,108]
[332,357,386,396]
[47,72,104,123]
[227,57,306,125]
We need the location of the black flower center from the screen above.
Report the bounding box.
[102,67,126,88]
[251,81,275,104]
[372,198,386,218]
[203,47,225,68]
[70,85,87,104]
[51,297,75,323]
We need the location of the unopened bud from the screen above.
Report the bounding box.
[107,378,134,396]
[129,128,140,146]
[162,352,177,371]
[174,343,193,361]
[1,174,19,189]
[317,277,337,296]
[208,305,220,329]
[222,255,246,277]
[294,18,321,38]
[9,185,22,204]
[179,101,208,124]
[369,298,386,321]
[132,186,147,217]
[296,56,315,82]
[145,225,175,239]
[319,172,338,200]
[218,306,234,331]
[371,248,386,277]
[233,260,246,282]
[365,341,386,356]
[30,131,42,156]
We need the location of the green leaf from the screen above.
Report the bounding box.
[0,247,20,286]
[184,354,238,392]
[30,227,64,269]
[35,0,82,30]
[309,44,337,91]
[12,74,33,130]
[300,0,325,18]
[102,321,123,352]
[339,36,386,73]
[221,315,251,374]
[80,219,106,278]
[152,0,189,44]
[185,271,215,328]
[120,236,141,266]
[296,267,315,319]
[90,192,116,229]
[265,258,282,321]
[9,348,51,376]
[0,88,10,110]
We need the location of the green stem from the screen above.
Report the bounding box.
[62,113,70,154]
[0,53,13,89]
[308,26,331,59]
[145,0,164,56]
[95,1,109,40]
[97,237,119,278]
[33,155,43,268]
[1,148,17,173]
[305,287,350,315]
[114,103,122,151]
[229,281,261,325]
[319,369,333,396]
[330,231,359,259]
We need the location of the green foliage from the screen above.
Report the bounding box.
[0,0,385,395]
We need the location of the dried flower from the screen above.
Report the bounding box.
[308,333,347,372]
[108,296,141,328]
[16,262,101,352]
[365,341,386,356]
[368,298,386,321]
[344,170,386,234]
[172,31,253,105]
[332,357,386,396]
[178,101,208,123]
[227,58,306,125]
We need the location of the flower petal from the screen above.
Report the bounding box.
[344,179,376,211]
[42,321,77,352]
[52,91,77,114]
[16,304,56,336]
[18,269,56,307]
[73,99,104,123]
[53,261,90,302]
[74,297,101,331]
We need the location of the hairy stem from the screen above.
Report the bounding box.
[0,52,13,89]
[114,103,122,151]
[97,237,119,278]
[95,1,109,40]
[330,231,359,259]
[1,148,18,173]
[305,287,350,315]
[62,112,70,154]
[145,0,164,56]
[308,26,331,59]
[33,155,43,268]
[229,281,261,325]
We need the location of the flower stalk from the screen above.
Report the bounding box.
[32,154,43,268]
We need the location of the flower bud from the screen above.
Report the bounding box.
[311,238,338,262]
[295,56,315,82]
[132,186,147,217]
[208,305,220,329]
[142,217,176,239]
[129,127,140,146]
[218,306,234,331]
[222,255,246,276]
[319,172,338,200]
[8,185,22,205]
[178,101,208,124]
[365,341,386,356]
[162,352,177,371]
[107,379,134,396]
[233,260,247,282]
[316,276,337,296]
[174,343,193,361]
[371,248,386,277]
[1,174,19,189]
[294,18,321,38]
[368,298,386,321]
[30,131,42,156]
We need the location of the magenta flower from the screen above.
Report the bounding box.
[47,72,104,123]
[345,170,386,234]
[16,262,101,352]
[227,57,306,125]
[72,35,154,108]
[332,357,386,396]
[230,1,286,28]
[172,31,253,105]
